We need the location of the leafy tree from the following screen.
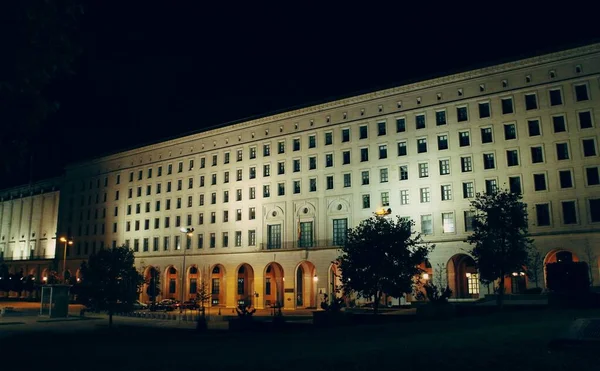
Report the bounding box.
[78,245,144,327]
[10,270,24,296]
[583,241,598,286]
[0,1,83,188]
[196,267,211,316]
[467,189,534,307]
[23,275,36,296]
[526,250,544,289]
[338,216,434,315]
[146,267,161,304]
[0,264,9,295]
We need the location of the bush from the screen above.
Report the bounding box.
[546,262,589,293]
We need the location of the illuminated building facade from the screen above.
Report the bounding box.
[0,179,60,293]
[54,43,600,308]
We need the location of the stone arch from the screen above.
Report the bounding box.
[164,265,178,300]
[328,262,342,301]
[544,249,580,290]
[265,205,285,221]
[235,263,255,306]
[295,261,317,308]
[210,264,226,307]
[264,262,284,308]
[326,197,351,214]
[447,254,479,299]
[143,266,160,303]
[187,265,199,301]
[295,201,317,217]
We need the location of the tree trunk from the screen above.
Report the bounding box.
[108,309,113,327]
[373,291,381,315]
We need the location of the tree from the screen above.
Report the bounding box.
[0,1,83,188]
[526,249,544,289]
[467,189,534,307]
[0,264,9,296]
[583,241,598,286]
[337,216,434,315]
[78,245,144,327]
[145,267,161,304]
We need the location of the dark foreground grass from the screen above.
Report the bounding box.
[2,309,599,371]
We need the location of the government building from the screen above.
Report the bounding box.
[2,43,600,308]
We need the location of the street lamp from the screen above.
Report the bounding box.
[179,227,194,313]
[59,236,73,283]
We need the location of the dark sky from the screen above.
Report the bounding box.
[37,2,600,181]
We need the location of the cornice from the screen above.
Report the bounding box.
[69,43,600,170]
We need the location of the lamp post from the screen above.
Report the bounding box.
[59,237,73,283]
[179,227,194,313]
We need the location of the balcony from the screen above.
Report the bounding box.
[258,239,344,251]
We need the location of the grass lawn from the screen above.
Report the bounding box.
[1,308,599,370]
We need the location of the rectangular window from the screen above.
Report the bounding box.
[359,125,368,139]
[442,212,455,233]
[461,156,472,172]
[509,176,522,194]
[528,119,541,136]
[459,131,470,147]
[235,231,242,247]
[222,232,229,247]
[293,160,300,172]
[462,182,474,198]
[293,138,300,151]
[325,132,333,145]
[326,176,334,190]
[400,189,409,205]
[485,179,497,195]
[553,115,567,133]
[210,233,216,248]
[278,162,285,175]
[278,183,285,196]
[264,144,271,156]
[342,128,350,142]
[377,122,386,136]
[439,159,450,175]
[464,211,475,232]
[437,135,448,150]
[549,89,563,106]
[362,194,370,208]
[381,191,390,206]
[399,165,408,181]
[342,151,351,165]
[506,150,519,167]
[249,147,256,159]
[559,170,573,188]
[378,145,387,159]
[343,173,351,187]
[264,164,271,177]
[417,138,427,153]
[415,114,426,129]
[421,215,432,235]
[531,146,544,163]
[436,110,446,125]
[589,199,600,222]
[278,141,285,154]
[583,138,597,157]
[325,154,333,167]
[248,230,256,246]
[249,207,256,220]
[501,97,514,114]
[420,187,430,203]
[308,135,316,148]
[504,123,516,140]
[360,148,368,162]
[481,127,493,143]
[380,168,388,183]
[586,167,600,186]
[418,163,429,178]
[441,185,452,201]
[163,236,170,251]
[524,93,538,110]
[457,106,468,122]
[293,180,301,194]
[361,171,369,185]
[575,84,589,102]
[397,141,407,156]
[396,118,406,132]
[267,225,282,249]
[579,111,593,129]
[478,102,490,118]
[310,178,317,192]
[332,219,348,246]
[562,201,577,224]
[533,173,547,191]
[263,185,270,198]
[309,156,317,169]
[299,221,314,248]
[483,153,495,169]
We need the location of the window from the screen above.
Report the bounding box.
[464,211,475,232]
[248,230,256,246]
[249,187,255,199]
[506,150,519,167]
[377,122,387,136]
[361,171,369,185]
[483,153,495,169]
[590,199,600,222]
[420,188,430,203]
[579,111,593,129]
[399,165,408,181]
[524,93,538,110]
[309,178,317,192]
[362,194,370,208]
[277,183,285,196]
[378,145,387,159]
[586,167,600,186]
[359,125,368,139]
[249,147,256,159]
[501,97,514,114]
[277,141,285,154]
[435,110,446,125]
[211,155,217,166]
[509,176,522,194]
[462,182,474,198]
[441,185,452,201]
[481,127,493,143]
[461,156,472,172]
[417,138,427,153]
[528,119,541,136]
[210,212,216,224]
[562,201,577,224]
[309,156,317,169]
[415,114,426,129]
[293,180,301,194]
[380,191,390,207]
[222,232,229,247]
[575,84,589,102]
[553,115,567,133]
[478,102,490,118]
[397,141,407,156]
[277,162,285,175]
[485,179,498,195]
[210,193,216,204]
[293,138,300,151]
[360,148,369,162]
[199,158,205,169]
[342,151,351,165]
[263,144,271,156]
[442,212,455,233]
[418,163,429,178]
[531,146,544,163]
[459,131,470,147]
[421,215,432,235]
[325,154,333,167]
[291,159,300,173]
[380,168,388,183]
[343,173,351,187]
[210,175,216,185]
[326,176,334,190]
[583,138,597,157]
[249,207,256,220]
[263,164,270,177]
[559,170,573,188]
[533,173,547,191]
[164,236,170,251]
[549,89,563,106]
[342,128,350,142]
[210,233,216,248]
[299,222,314,248]
[556,143,570,160]
[199,176,204,187]
[236,209,242,221]
[439,159,450,175]
[456,106,468,122]
[224,152,230,164]
[263,185,270,198]
[332,219,348,246]
[396,118,406,132]
[400,190,409,205]
[437,135,448,150]
[308,135,316,148]
[504,123,516,140]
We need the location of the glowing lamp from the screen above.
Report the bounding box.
[313,274,318,282]
[465,272,471,278]
[422,273,430,280]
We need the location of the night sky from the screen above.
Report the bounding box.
[34,2,600,181]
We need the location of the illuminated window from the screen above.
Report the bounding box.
[467,273,479,294]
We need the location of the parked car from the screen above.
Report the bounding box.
[132,300,148,310]
[182,300,199,310]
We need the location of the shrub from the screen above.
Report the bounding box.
[546,261,589,293]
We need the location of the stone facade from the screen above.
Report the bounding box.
[47,43,600,308]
